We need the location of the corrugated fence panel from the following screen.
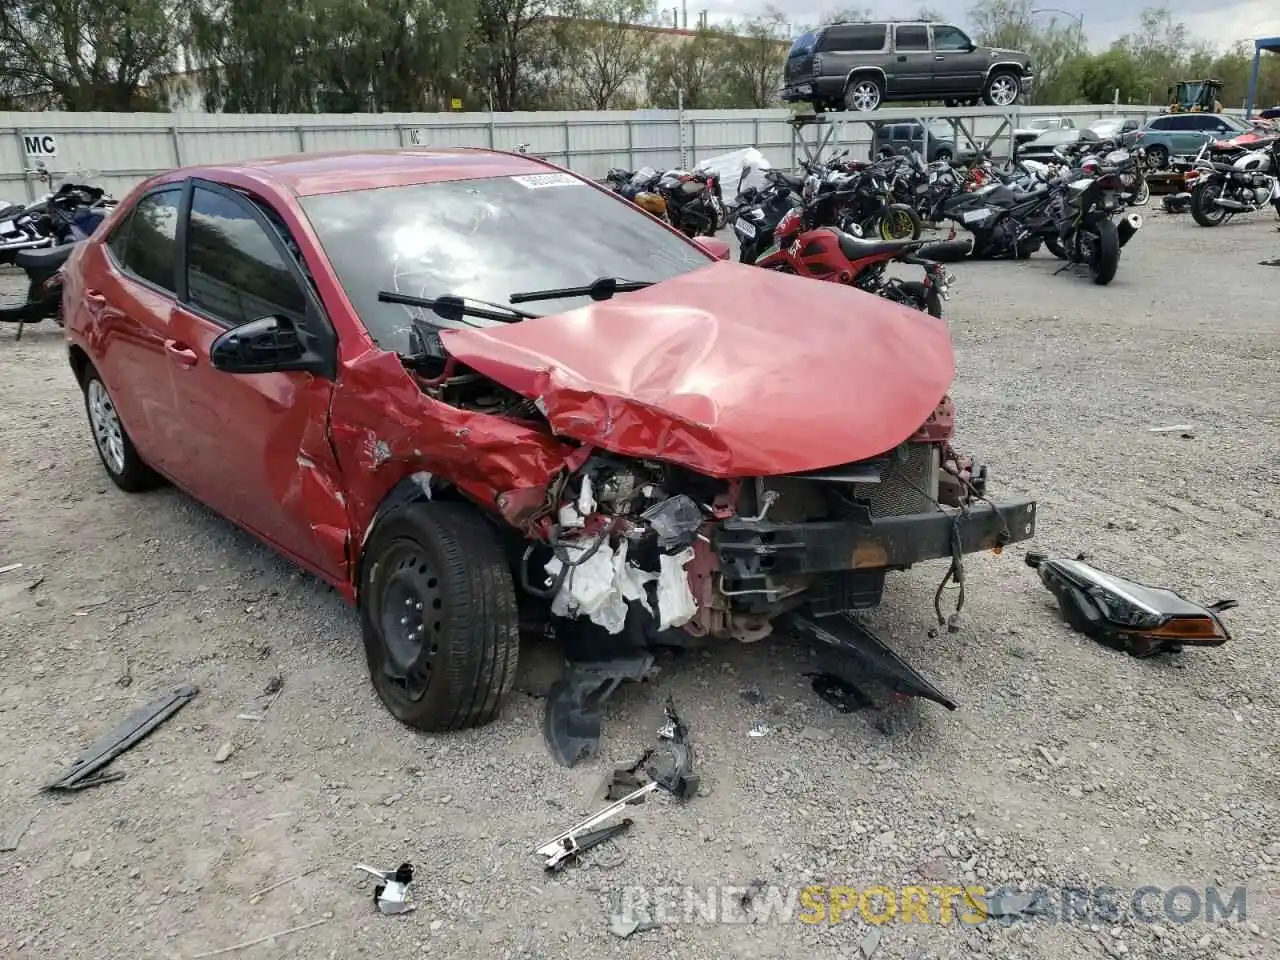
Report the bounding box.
[0,105,1186,201]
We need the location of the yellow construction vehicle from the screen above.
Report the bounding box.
[1166,79,1224,113]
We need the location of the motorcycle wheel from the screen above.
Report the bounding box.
[874,204,922,241]
[1044,235,1067,260]
[1087,220,1120,286]
[894,281,943,318]
[1190,182,1228,227]
[715,201,728,231]
[1129,175,1151,207]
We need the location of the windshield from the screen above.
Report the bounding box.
[789,30,818,57]
[299,173,711,354]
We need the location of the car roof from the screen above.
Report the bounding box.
[150,147,557,198]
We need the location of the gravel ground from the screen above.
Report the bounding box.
[1,210,1278,960]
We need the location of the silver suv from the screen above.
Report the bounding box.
[780,20,1034,113]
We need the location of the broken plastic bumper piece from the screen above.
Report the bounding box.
[1027,552,1235,658]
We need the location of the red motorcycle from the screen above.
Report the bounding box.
[754,204,965,317]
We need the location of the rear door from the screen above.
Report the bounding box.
[929,24,984,95]
[890,24,933,97]
[80,185,186,474]
[816,23,889,84]
[164,179,347,580]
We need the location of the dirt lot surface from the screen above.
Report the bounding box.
[1,211,1278,960]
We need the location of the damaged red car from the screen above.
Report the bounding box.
[60,148,1037,765]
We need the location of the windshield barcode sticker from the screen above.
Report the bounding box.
[511,173,581,189]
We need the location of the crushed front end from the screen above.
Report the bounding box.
[535,394,1037,766]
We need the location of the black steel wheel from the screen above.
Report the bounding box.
[360,501,520,731]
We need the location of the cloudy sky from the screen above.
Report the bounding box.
[688,0,1277,52]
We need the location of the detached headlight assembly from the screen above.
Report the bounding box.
[1026,552,1235,658]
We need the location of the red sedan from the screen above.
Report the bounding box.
[60,148,1035,765]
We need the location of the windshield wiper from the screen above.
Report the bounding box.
[377,290,538,324]
[508,276,654,305]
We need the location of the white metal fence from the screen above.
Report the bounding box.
[0,104,1168,203]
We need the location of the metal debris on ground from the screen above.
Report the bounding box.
[747,723,771,737]
[43,682,199,791]
[538,782,654,871]
[0,562,23,576]
[1147,424,1193,434]
[356,862,416,915]
[1026,551,1236,659]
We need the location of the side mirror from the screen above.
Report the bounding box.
[210,314,329,376]
[695,236,731,260]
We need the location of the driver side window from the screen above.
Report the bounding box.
[931,25,971,52]
[185,185,309,330]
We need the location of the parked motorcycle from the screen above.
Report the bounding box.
[753,197,962,317]
[656,168,722,237]
[1,176,114,338]
[0,169,114,265]
[1186,137,1280,227]
[731,169,805,265]
[604,167,668,218]
[1039,149,1143,285]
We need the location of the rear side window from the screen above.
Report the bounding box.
[788,30,818,57]
[118,188,182,292]
[185,185,308,329]
[895,25,929,51]
[1151,116,1189,130]
[819,24,886,52]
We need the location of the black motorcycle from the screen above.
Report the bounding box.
[731,170,803,264]
[657,168,721,238]
[1040,150,1143,285]
[923,176,1049,260]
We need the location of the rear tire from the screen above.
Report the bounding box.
[82,368,163,493]
[359,501,520,732]
[1129,174,1151,206]
[1087,219,1120,286]
[895,280,944,318]
[1044,235,1067,260]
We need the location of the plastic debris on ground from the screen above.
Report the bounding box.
[355,862,415,915]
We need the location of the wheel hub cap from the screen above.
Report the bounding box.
[378,548,444,702]
[87,380,126,475]
[991,78,1016,105]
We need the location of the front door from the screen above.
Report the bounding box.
[930,24,986,96]
[889,24,934,97]
[165,180,347,581]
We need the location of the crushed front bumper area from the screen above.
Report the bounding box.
[715,499,1038,581]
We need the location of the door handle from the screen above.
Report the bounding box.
[897,55,907,61]
[164,339,198,368]
[935,55,945,61]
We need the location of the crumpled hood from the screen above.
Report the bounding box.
[439,261,954,478]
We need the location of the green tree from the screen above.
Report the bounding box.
[462,0,566,110]
[717,7,789,108]
[966,0,1085,104]
[0,0,183,110]
[645,26,732,108]
[189,0,322,112]
[555,0,658,109]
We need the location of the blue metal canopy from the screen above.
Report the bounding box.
[1245,36,1280,117]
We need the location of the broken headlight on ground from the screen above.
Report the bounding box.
[1026,551,1235,658]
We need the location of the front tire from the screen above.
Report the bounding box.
[1129,174,1151,206]
[359,501,520,732]
[1087,219,1120,285]
[982,71,1021,107]
[1190,181,1228,227]
[874,203,922,240]
[82,369,162,493]
[844,76,883,112]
